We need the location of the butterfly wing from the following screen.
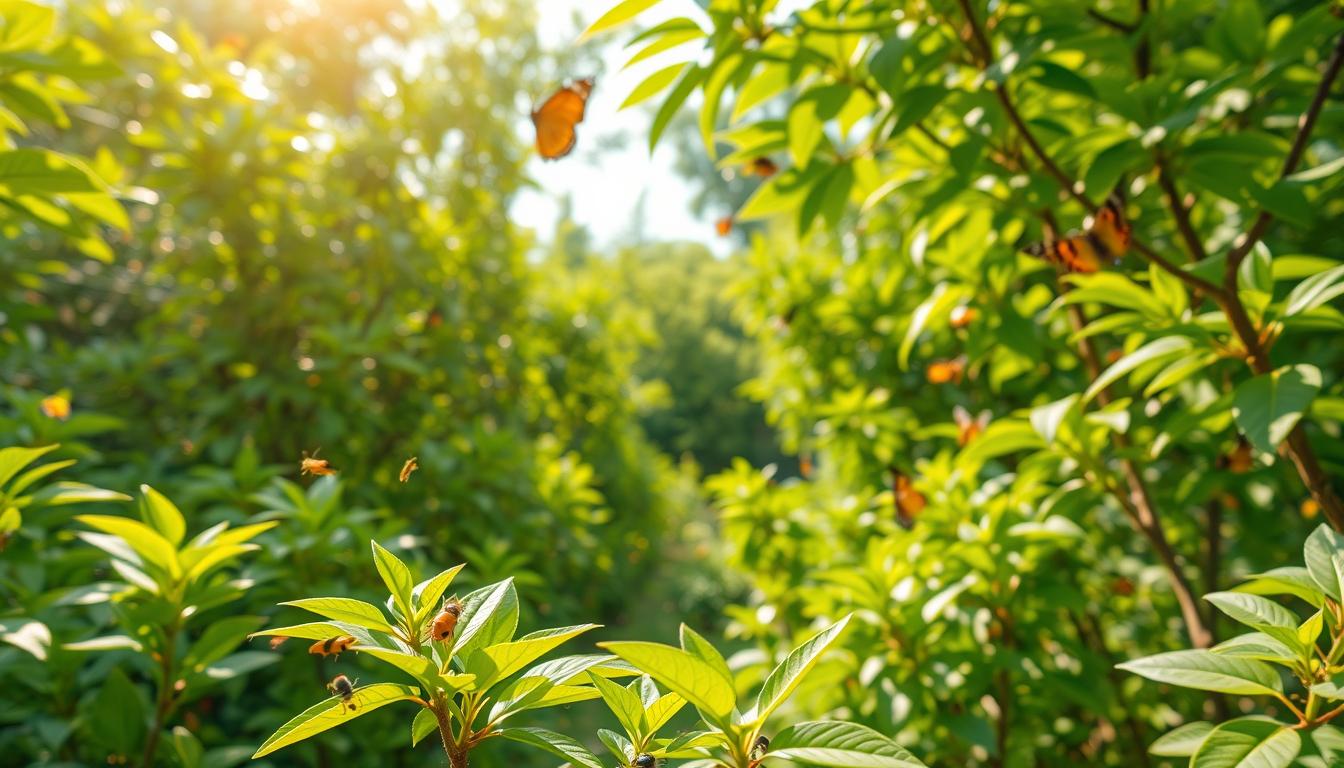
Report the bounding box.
[532,78,593,160]
[1024,234,1103,273]
[1090,192,1131,259]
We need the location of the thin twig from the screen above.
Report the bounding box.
[1155,156,1207,262]
[1086,9,1136,33]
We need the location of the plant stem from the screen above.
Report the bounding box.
[140,622,180,768]
[432,700,468,768]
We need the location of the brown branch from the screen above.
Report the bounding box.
[1216,31,1344,531]
[1155,158,1207,262]
[1087,8,1135,34]
[1054,264,1211,648]
[1225,32,1344,276]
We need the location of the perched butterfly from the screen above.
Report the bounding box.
[892,470,926,530]
[948,305,977,329]
[745,156,778,177]
[531,77,594,161]
[40,394,71,421]
[953,406,990,447]
[399,456,418,483]
[1024,190,1131,273]
[300,449,336,476]
[926,357,966,384]
[716,216,733,237]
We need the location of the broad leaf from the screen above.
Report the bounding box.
[1117,650,1282,696]
[1190,717,1300,768]
[281,598,399,635]
[1232,364,1322,453]
[744,615,851,725]
[600,641,737,726]
[496,727,605,768]
[769,721,927,767]
[1150,721,1214,757]
[252,683,421,758]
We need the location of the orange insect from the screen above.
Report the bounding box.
[953,406,990,447]
[892,470,926,530]
[1023,190,1131,273]
[1304,499,1322,520]
[399,456,419,483]
[1111,578,1135,597]
[308,635,356,659]
[40,394,71,421]
[799,454,813,479]
[1222,438,1254,473]
[430,597,464,642]
[948,305,977,329]
[300,449,337,477]
[269,636,290,650]
[745,157,778,177]
[716,216,733,237]
[327,674,358,712]
[531,77,594,161]
[926,357,966,384]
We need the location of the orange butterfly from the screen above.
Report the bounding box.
[531,77,594,161]
[953,406,990,446]
[715,216,733,237]
[892,470,926,530]
[926,357,966,384]
[1023,191,1131,273]
[745,157,778,178]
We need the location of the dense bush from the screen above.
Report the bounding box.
[597,0,1344,764]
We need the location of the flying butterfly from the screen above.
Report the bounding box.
[953,406,991,447]
[308,635,357,659]
[1023,190,1131,273]
[531,77,594,161]
[745,156,778,178]
[892,469,927,530]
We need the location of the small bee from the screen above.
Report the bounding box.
[892,470,926,531]
[750,735,770,765]
[399,456,419,483]
[300,449,337,476]
[430,598,464,642]
[948,305,977,329]
[308,635,357,659]
[632,755,657,768]
[926,357,966,385]
[953,406,991,447]
[327,674,358,712]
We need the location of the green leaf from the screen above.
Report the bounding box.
[1311,673,1344,701]
[620,63,686,110]
[471,624,600,690]
[1084,336,1193,403]
[1232,364,1322,453]
[182,616,266,672]
[1150,721,1214,756]
[1211,632,1297,664]
[679,624,733,686]
[137,484,186,547]
[0,0,56,53]
[411,707,437,747]
[1304,525,1344,602]
[649,64,705,152]
[644,690,686,733]
[370,540,414,619]
[0,444,58,489]
[599,641,737,726]
[579,0,662,41]
[787,85,848,168]
[1283,265,1344,317]
[589,672,644,738]
[0,618,51,659]
[958,420,1047,467]
[1117,650,1283,696]
[281,598,399,635]
[77,514,180,579]
[1030,395,1079,445]
[412,564,465,623]
[624,23,703,68]
[744,615,851,725]
[1190,717,1300,768]
[769,721,927,767]
[455,577,519,657]
[1203,592,1298,630]
[251,683,421,758]
[171,726,203,768]
[496,727,606,768]
[0,148,103,195]
[898,283,967,369]
[1235,566,1326,607]
[732,61,789,122]
[88,668,145,758]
